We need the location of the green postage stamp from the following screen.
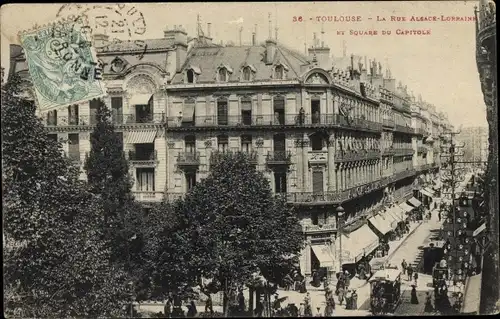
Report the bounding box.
[19,18,105,111]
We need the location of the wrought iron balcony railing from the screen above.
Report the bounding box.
[392,168,417,181]
[381,147,396,156]
[417,146,428,154]
[133,191,164,202]
[334,150,381,162]
[382,119,395,128]
[266,151,292,165]
[177,151,201,166]
[165,113,382,132]
[164,192,185,202]
[303,223,337,233]
[287,179,385,204]
[45,113,166,127]
[128,151,158,166]
[393,148,415,157]
[394,124,415,134]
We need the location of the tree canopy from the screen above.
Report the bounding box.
[2,74,128,317]
[162,151,303,312]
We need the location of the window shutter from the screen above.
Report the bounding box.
[312,171,324,194]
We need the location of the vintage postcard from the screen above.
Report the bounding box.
[2,1,498,318]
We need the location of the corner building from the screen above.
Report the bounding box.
[9,24,451,280]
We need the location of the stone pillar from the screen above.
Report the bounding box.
[328,134,336,191]
[302,133,309,190]
[300,239,312,276]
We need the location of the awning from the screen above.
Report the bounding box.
[385,207,402,226]
[461,273,482,314]
[368,214,393,236]
[424,187,435,196]
[336,224,379,265]
[129,94,153,106]
[124,130,157,144]
[182,103,195,122]
[391,205,406,222]
[408,197,422,208]
[399,202,415,213]
[311,244,334,268]
[420,188,433,198]
[472,223,486,237]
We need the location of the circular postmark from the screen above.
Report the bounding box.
[56,4,147,44]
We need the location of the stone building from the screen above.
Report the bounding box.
[9,22,452,279]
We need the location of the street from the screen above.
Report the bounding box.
[276,209,443,316]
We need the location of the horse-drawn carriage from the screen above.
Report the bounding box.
[369,269,402,315]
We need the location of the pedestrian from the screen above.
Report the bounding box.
[324,301,335,317]
[164,297,173,318]
[424,292,434,313]
[186,300,197,318]
[401,259,408,276]
[414,271,419,286]
[204,294,213,315]
[254,301,264,317]
[438,211,441,222]
[272,294,282,314]
[351,289,358,310]
[238,289,245,313]
[289,303,299,317]
[298,303,305,317]
[410,285,419,304]
[315,307,322,317]
[407,265,414,281]
[337,286,346,306]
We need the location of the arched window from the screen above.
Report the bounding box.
[187,69,194,83]
[242,67,251,81]
[218,68,227,82]
[274,65,284,79]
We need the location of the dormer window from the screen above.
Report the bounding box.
[240,64,256,82]
[275,65,284,79]
[272,62,289,80]
[243,67,251,81]
[216,64,233,82]
[219,68,228,82]
[187,70,194,83]
[185,65,201,84]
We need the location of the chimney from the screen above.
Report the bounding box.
[252,32,256,46]
[308,46,330,67]
[383,78,396,92]
[207,23,211,37]
[265,38,277,64]
[164,25,188,72]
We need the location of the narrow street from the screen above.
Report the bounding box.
[276,209,443,316]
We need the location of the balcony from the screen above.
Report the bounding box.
[417,146,428,154]
[133,191,164,202]
[381,147,396,156]
[266,151,292,166]
[177,151,200,169]
[165,113,382,132]
[287,179,385,205]
[164,192,185,202]
[382,119,395,129]
[416,127,428,136]
[391,168,417,181]
[128,150,158,166]
[394,124,415,134]
[45,113,166,129]
[303,223,337,233]
[393,148,414,157]
[334,150,381,162]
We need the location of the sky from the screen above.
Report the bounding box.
[0,1,488,127]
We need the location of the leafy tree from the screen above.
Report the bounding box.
[170,152,304,316]
[2,74,128,317]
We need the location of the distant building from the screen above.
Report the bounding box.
[456,127,489,166]
[9,20,452,280]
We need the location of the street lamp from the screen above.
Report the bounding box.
[336,205,345,276]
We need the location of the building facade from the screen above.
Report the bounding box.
[10,23,452,279]
[475,0,498,312]
[456,126,489,166]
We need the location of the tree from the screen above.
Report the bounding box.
[171,152,304,316]
[84,98,134,237]
[2,74,128,317]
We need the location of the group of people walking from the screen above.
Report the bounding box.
[401,259,419,286]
